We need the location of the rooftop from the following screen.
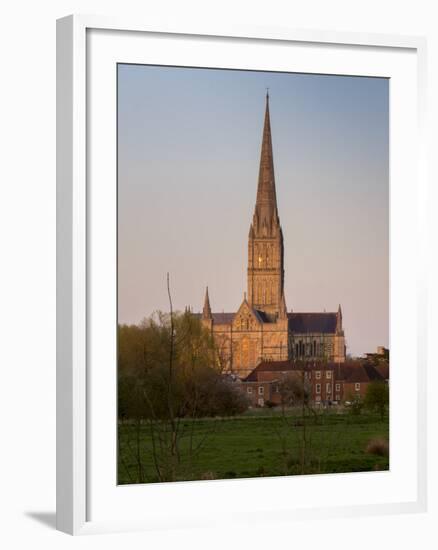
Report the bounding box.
[244,360,387,383]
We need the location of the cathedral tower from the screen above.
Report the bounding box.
[199,93,346,376]
[247,93,285,318]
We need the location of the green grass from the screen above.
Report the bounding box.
[118,410,389,484]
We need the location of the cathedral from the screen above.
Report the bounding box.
[199,93,346,378]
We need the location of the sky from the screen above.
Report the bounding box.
[117,64,389,357]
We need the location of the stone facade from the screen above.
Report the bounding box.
[200,94,346,378]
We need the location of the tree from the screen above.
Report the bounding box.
[117,276,249,482]
[278,372,310,409]
[364,381,389,420]
[274,367,316,475]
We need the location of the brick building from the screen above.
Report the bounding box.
[240,360,387,407]
[197,94,346,378]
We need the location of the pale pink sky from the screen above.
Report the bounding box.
[117,65,389,357]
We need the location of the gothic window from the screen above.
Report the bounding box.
[249,341,256,365]
[233,342,240,367]
[242,338,249,366]
[313,340,317,356]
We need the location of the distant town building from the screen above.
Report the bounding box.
[365,346,389,362]
[240,360,387,407]
[198,94,346,377]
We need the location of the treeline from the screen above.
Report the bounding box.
[118,311,248,421]
[117,310,248,482]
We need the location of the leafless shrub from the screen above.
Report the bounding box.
[366,438,389,457]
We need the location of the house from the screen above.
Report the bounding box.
[240,360,387,407]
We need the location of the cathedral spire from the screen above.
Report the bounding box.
[254,91,278,228]
[247,94,285,316]
[202,286,212,320]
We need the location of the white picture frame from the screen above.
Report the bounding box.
[56,14,427,535]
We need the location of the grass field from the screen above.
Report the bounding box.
[118,409,389,484]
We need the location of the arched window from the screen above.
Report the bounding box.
[242,338,249,366]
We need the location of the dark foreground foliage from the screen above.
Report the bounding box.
[118,311,249,482]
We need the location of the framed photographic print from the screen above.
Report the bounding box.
[56,15,427,535]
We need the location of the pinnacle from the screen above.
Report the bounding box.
[202,286,212,319]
